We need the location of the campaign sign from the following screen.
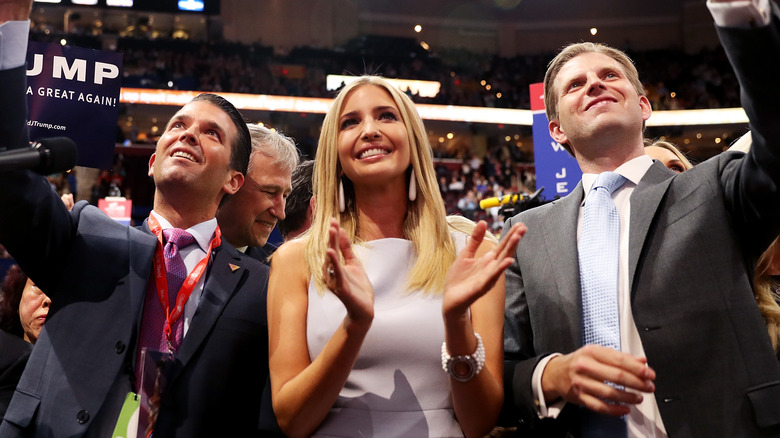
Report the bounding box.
[529,82,581,198]
[26,42,123,170]
[98,197,133,225]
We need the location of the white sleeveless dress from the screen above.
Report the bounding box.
[307,235,467,437]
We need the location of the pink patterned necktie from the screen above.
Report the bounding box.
[136,228,196,387]
[160,228,196,349]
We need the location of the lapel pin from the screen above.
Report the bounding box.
[229,263,240,273]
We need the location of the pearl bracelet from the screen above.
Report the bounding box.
[441,332,486,382]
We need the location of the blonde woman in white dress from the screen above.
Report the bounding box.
[268,76,526,438]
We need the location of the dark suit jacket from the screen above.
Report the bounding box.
[502,11,780,438]
[246,242,277,266]
[0,66,273,437]
[0,331,31,421]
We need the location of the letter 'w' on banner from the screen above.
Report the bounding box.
[530,82,581,198]
[26,42,123,170]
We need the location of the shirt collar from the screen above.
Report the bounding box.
[581,155,654,199]
[149,210,218,252]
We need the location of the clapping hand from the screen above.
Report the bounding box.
[322,218,374,324]
[442,221,526,317]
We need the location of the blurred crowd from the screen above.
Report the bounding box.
[31,31,741,112]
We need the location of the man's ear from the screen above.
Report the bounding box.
[639,95,652,122]
[148,153,156,178]
[223,170,244,196]
[549,119,568,145]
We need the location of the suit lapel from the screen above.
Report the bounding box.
[175,245,245,369]
[541,184,584,347]
[628,161,675,290]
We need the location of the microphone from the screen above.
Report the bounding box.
[0,137,78,175]
[479,194,520,210]
[479,188,545,210]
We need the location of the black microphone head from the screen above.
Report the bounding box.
[32,137,78,175]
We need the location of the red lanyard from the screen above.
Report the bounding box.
[147,214,221,347]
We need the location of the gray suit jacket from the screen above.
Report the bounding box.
[503,10,780,438]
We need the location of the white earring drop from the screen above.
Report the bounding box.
[408,170,417,202]
[338,178,345,213]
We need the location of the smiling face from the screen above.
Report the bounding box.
[18,279,50,344]
[217,152,293,248]
[336,85,411,188]
[548,51,651,156]
[148,100,243,204]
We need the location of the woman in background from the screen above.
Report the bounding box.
[644,139,693,173]
[0,265,50,344]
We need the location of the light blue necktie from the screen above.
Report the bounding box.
[579,171,628,438]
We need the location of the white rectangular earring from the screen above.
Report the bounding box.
[408,170,417,201]
[338,178,346,213]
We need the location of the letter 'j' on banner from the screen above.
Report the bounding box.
[530,82,581,198]
[26,42,123,170]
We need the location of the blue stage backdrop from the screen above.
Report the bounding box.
[529,82,581,199]
[26,41,123,170]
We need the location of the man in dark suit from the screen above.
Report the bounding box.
[0,331,31,421]
[217,124,298,266]
[502,1,780,437]
[0,2,273,436]
[216,124,297,437]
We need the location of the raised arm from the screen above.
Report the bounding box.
[267,219,373,438]
[442,221,525,438]
[0,0,76,291]
[713,0,780,253]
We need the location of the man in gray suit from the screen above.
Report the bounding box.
[502,1,780,436]
[0,1,274,436]
[217,123,298,266]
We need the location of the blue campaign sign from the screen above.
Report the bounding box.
[529,82,581,199]
[26,42,123,170]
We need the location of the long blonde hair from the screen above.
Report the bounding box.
[755,236,780,352]
[305,76,459,294]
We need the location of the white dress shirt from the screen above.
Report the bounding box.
[532,156,668,437]
[0,19,28,70]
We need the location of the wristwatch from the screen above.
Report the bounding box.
[441,333,486,382]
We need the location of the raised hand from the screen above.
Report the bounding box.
[322,218,374,324]
[0,0,33,23]
[442,221,526,317]
[61,193,74,211]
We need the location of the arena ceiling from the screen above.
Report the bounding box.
[356,0,688,25]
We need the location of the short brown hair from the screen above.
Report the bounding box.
[544,42,645,122]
